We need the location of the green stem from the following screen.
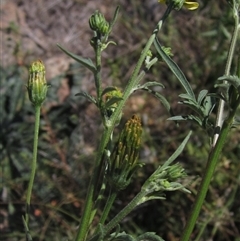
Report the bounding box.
[180,3,240,240]
[89,190,147,241]
[213,1,239,146]
[88,178,107,226]
[180,112,235,241]
[103,191,146,235]
[95,43,102,103]
[98,190,117,225]
[25,105,41,226]
[75,7,173,241]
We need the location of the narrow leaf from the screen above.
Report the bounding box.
[197,89,208,105]
[161,131,192,169]
[180,99,203,117]
[154,38,195,100]
[57,44,96,72]
[75,91,97,104]
[168,115,202,127]
[109,6,120,33]
[105,96,123,109]
[168,115,187,121]
[202,96,215,117]
[137,232,165,241]
[142,87,171,113]
[218,75,240,90]
[139,81,165,89]
[179,93,197,102]
[101,86,118,97]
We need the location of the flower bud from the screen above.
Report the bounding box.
[27,60,48,106]
[106,115,143,191]
[166,163,187,181]
[161,46,173,57]
[89,10,109,35]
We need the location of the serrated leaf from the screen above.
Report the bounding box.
[154,38,195,100]
[101,86,118,97]
[197,89,208,105]
[57,44,96,72]
[105,96,123,109]
[75,91,97,104]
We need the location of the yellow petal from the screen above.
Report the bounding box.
[158,0,166,3]
[183,1,199,10]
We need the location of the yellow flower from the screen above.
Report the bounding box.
[158,0,199,11]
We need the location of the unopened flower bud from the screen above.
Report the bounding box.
[89,10,110,36]
[161,46,173,57]
[27,60,48,106]
[107,115,143,191]
[166,163,187,181]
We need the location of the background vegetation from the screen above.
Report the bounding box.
[1,0,240,240]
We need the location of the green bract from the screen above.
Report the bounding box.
[106,115,143,191]
[27,60,49,106]
[89,10,110,36]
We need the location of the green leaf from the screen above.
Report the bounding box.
[141,87,171,113]
[179,93,197,102]
[218,75,240,90]
[57,44,96,72]
[168,115,202,126]
[168,115,187,121]
[101,86,118,97]
[108,6,120,34]
[180,99,203,117]
[75,91,97,104]
[202,96,215,117]
[138,81,165,89]
[154,38,195,100]
[137,232,165,241]
[105,96,123,109]
[197,89,208,105]
[161,131,192,169]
